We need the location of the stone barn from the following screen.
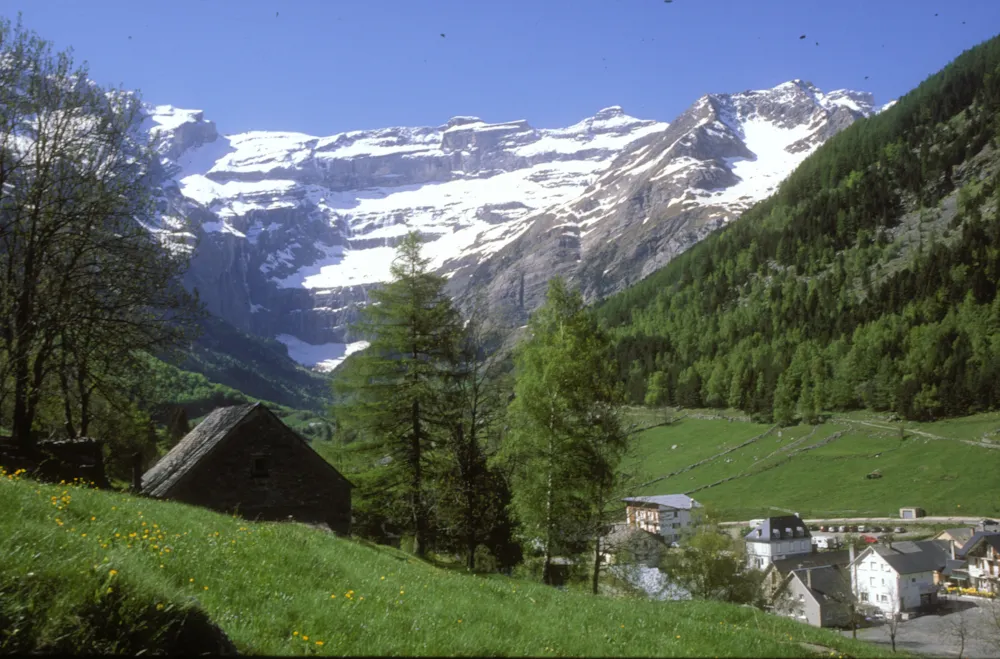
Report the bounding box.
[141,403,353,534]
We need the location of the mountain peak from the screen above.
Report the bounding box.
[594,106,626,120]
[445,116,483,129]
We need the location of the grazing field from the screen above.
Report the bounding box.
[0,471,895,657]
[629,410,1000,521]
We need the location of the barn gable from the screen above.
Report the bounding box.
[140,403,353,533]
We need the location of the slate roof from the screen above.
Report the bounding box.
[935,527,977,545]
[623,494,701,510]
[745,515,811,543]
[942,558,969,578]
[866,539,951,575]
[770,549,854,577]
[790,565,852,605]
[958,531,1000,558]
[141,403,353,498]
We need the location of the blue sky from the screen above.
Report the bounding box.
[3,0,999,135]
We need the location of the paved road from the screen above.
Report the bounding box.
[843,598,999,658]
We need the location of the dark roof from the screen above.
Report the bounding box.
[745,516,811,543]
[790,565,852,605]
[141,403,353,497]
[942,558,968,578]
[866,539,951,575]
[770,549,853,577]
[935,527,976,544]
[958,531,1000,558]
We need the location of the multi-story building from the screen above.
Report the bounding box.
[744,515,812,570]
[623,494,701,544]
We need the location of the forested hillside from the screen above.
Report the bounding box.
[597,35,1000,423]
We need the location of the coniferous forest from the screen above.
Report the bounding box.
[597,35,1000,423]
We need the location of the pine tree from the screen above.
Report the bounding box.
[332,232,465,558]
[496,277,627,586]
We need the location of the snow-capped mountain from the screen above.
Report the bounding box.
[446,80,878,323]
[147,79,877,372]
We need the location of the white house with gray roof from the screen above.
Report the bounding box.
[849,540,950,615]
[623,494,701,543]
[744,515,812,570]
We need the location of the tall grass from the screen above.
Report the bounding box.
[0,469,895,656]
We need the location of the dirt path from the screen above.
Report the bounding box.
[832,417,1000,450]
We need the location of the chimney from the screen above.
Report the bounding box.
[951,541,956,560]
[130,452,143,493]
[806,568,813,589]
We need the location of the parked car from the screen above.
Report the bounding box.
[893,526,906,533]
[872,526,884,533]
[837,525,846,532]
[862,535,878,544]
[819,525,828,532]
[847,525,858,533]
[858,525,867,533]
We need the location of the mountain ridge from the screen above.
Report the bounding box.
[145,79,878,373]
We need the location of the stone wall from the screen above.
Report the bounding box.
[0,437,110,488]
[167,415,352,535]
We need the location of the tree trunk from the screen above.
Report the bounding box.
[542,414,556,586]
[59,350,77,439]
[459,423,477,572]
[411,398,426,558]
[591,534,601,594]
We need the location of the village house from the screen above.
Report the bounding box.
[762,547,854,602]
[141,403,353,535]
[773,565,854,628]
[744,515,812,570]
[959,532,1000,593]
[623,494,701,544]
[932,527,977,554]
[849,540,951,616]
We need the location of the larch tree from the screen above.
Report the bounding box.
[497,276,627,586]
[332,231,465,558]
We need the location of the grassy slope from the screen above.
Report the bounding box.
[0,474,894,657]
[629,410,1000,521]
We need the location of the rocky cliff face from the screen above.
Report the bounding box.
[446,80,878,325]
[145,80,878,371]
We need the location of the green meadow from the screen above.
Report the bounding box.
[629,410,1000,521]
[0,470,894,657]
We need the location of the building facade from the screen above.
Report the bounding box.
[745,516,812,570]
[623,494,701,543]
[850,542,946,615]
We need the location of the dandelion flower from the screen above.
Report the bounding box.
[331,594,336,598]
[203,586,209,591]
[91,516,96,521]
[109,570,118,576]
[676,635,681,639]
[457,619,462,624]
[156,603,164,611]
[189,578,195,583]
[316,641,324,646]
[400,590,405,595]
[293,631,299,636]
[302,636,309,641]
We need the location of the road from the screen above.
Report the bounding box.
[720,516,992,527]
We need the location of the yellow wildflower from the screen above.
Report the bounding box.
[109,570,118,577]
[316,641,324,646]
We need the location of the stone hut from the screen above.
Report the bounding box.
[141,403,353,535]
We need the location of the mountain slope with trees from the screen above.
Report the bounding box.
[596,34,1000,423]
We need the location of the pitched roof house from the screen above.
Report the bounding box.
[775,565,854,628]
[958,532,1000,592]
[762,548,854,601]
[745,516,812,570]
[141,403,353,535]
[933,527,977,553]
[849,540,951,615]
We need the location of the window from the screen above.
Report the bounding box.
[251,455,270,478]
[869,577,876,586]
[672,522,681,529]
[911,577,917,583]
[861,592,869,601]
